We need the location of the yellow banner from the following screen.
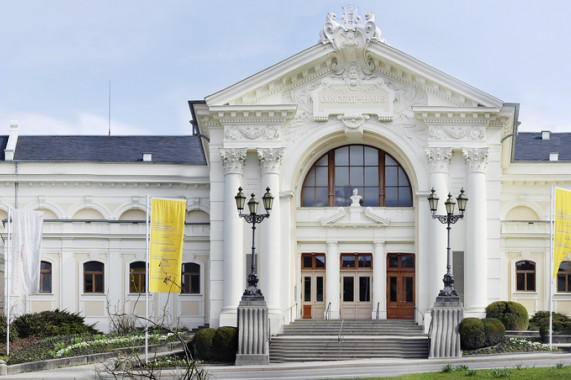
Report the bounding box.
[149,198,186,292]
[554,188,571,279]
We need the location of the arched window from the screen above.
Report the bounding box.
[302,145,412,207]
[181,263,200,294]
[557,262,571,293]
[84,261,104,293]
[129,261,146,293]
[40,261,52,293]
[516,261,535,291]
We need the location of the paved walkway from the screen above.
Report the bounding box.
[1,352,571,379]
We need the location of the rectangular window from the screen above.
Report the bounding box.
[40,261,52,293]
[359,276,370,301]
[316,276,324,302]
[343,277,354,302]
[304,277,311,302]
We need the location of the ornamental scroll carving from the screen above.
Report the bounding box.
[463,148,488,172]
[257,148,284,174]
[224,125,280,141]
[220,148,247,174]
[429,126,485,141]
[425,147,452,172]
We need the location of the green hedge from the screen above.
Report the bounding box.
[482,318,505,346]
[189,328,216,361]
[12,309,98,339]
[529,311,570,331]
[459,318,485,350]
[212,326,238,362]
[485,301,529,331]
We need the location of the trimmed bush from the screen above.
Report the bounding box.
[0,314,17,342]
[189,327,216,361]
[212,326,238,362]
[482,318,505,346]
[459,318,485,350]
[539,320,571,339]
[529,311,570,331]
[12,309,98,339]
[485,301,529,331]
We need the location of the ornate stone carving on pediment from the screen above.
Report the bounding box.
[429,126,485,141]
[224,125,280,141]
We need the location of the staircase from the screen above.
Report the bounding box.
[270,319,429,362]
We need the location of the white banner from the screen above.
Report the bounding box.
[10,210,44,295]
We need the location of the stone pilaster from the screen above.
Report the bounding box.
[325,240,340,319]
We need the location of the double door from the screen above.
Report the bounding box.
[301,253,326,319]
[340,253,372,319]
[386,253,415,319]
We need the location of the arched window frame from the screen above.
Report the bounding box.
[515,260,536,292]
[557,261,571,293]
[83,261,105,294]
[301,144,412,207]
[129,261,147,294]
[40,260,52,294]
[181,262,201,295]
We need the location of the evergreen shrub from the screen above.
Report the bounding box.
[481,318,505,346]
[529,311,570,330]
[459,318,485,349]
[485,301,529,330]
[189,327,216,361]
[212,326,238,362]
[12,309,98,339]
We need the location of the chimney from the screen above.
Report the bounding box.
[549,152,559,161]
[5,121,19,161]
[143,152,152,162]
[541,130,550,140]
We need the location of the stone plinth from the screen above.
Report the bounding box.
[429,296,463,358]
[235,299,269,365]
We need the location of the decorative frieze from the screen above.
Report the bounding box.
[429,126,485,141]
[257,148,284,174]
[463,148,488,172]
[220,148,247,174]
[225,125,280,141]
[425,147,452,172]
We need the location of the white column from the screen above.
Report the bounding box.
[258,149,284,320]
[325,240,340,319]
[372,241,386,319]
[219,148,247,326]
[425,148,452,303]
[463,148,488,315]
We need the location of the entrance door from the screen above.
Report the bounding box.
[340,253,372,319]
[386,253,415,319]
[301,253,326,319]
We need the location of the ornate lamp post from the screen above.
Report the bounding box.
[427,188,468,299]
[235,187,274,300]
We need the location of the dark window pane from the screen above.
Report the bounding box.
[527,273,535,291]
[41,261,51,270]
[385,155,396,166]
[561,262,571,271]
[316,154,328,166]
[388,256,398,268]
[364,167,379,186]
[359,276,370,301]
[364,188,379,206]
[84,261,103,272]
[95,274,104,293]
[404,277,413,302]
[558,274,566,292]
[305,168,315,186]
[315,255,325,268]
[335,188,350,206]
[181,275,190,293]
[389,277,397,302]
[364,147,378,165]
[568,275,571,293]
[302,187,314,207]
[303,256,313,268]
[399,187,412,206]
[350,145,363,165]
[398,168,408,185]
[316,277,324,302]
[335,167,349,186]
[315,187,328,207]
[385,167,398,186]
[304,277,311,302]
[517,261,535,271]
[516,273,525,291]
[342,256,355,268]
[84,275,93,293]
[343,277,354,302]
[385,187,398,206]
[358,256,371,268]
[316,166,329,186]
[336,147,349,165]
[190,275,200,294]
[41,273,51,293]
[350,167,364,187]
[401,255,415,268]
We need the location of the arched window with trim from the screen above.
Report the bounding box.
[40,261,52,293]
[557,261,571,293]
[129,261,146,293]
[181,263,200,294]
[516,260,535,291]
[84,261,104,293]
[302,145,412,207]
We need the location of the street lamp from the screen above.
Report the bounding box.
[235,187,274,300]
[427,188,468,298]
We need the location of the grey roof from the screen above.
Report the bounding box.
[0,136,8,161]
[10,135,206,164]
[514,132,571,162]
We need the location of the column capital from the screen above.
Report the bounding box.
[257,148,284,174]
[220,148,247,174]
[425,147,452,173]
[462,148,488,172]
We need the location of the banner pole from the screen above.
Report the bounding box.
[5,207,10,356]
[145,195,150,364]
[550,186,554,350]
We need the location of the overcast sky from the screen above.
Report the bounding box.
[1,0,570,135]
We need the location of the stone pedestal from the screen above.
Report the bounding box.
[429,296,463,358]
[235,299,269,365]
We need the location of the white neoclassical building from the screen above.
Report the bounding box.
[2,9,571,334]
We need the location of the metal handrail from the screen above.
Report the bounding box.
[337,319,345,360]
[324,302,331,320]
[286,302,297,322]
[414,306,425,325]
[375,302,380,320]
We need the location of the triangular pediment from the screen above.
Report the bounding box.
[205,9,503,111]
[320,206,391,228]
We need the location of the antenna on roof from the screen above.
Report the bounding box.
[108,80,111,136]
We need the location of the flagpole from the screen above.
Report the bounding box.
[550,186,554,350]
[145,195,150,364]
[5,207,10,356]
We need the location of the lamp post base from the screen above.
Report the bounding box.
[235,299,269,366]
[430,298,463,358]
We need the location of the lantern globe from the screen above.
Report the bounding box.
[248,194,259,215]
[457,188,468,213]
[235,187,246,212]
[262,187,274,212]
[427,188,439,213]
[445,193,456,215]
